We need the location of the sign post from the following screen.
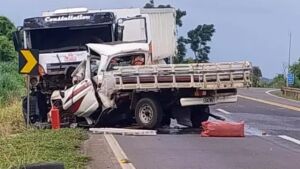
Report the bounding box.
[18,49,39,127]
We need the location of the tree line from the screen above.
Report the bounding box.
[0,16,25,105]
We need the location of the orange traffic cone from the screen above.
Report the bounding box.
[51,106,60,130]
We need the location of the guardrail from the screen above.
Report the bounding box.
[281,87,300,100]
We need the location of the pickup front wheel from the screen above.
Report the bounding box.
[135,97,163,129]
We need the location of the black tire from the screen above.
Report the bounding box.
[135,97,163,129]
[191,105,210,128]
[18,162,64,169]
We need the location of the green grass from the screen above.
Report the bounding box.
[0,62,25,106]
[0,101,26,137]
[0,128,89,169]
[0,61,89,169]
[0,101,90,169]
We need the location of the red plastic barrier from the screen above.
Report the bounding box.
[201,121,244,137]
[51,106,60,130]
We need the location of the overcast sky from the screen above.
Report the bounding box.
[1,0,299,78]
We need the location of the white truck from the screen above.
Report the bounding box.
[50,42,251,129]
[12,7,177,124]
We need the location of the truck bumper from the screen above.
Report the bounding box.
[180,95,238,107]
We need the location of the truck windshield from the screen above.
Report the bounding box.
[29,25,113,53]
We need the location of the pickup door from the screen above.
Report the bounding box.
[62,57,100,118]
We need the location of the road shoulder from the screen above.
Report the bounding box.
[238,88,300,109]
[83,133,121,169]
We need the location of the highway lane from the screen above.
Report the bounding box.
[228,88,300,139]
[213,97,300,140]
[103,88,300,169]
[115,135,300,169]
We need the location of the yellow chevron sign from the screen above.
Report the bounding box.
[19,49,39,75]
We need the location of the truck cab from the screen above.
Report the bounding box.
[13,8,116,91]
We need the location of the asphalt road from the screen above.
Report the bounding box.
[89,88,300,169]
[230,88,300,140]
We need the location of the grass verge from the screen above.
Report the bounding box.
[0,128,89,169]
[0,101,90,169]
[0,101,26,137]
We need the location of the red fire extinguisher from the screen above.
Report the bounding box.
[51,106,60,130]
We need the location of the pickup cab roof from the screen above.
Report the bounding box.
[86,42,149,56]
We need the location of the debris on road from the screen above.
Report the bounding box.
[201,121,245,137]
[209,113,226,121]
[120,159,131,164]
[90,128,157,136]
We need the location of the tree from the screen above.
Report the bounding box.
[0,16,17,62]
[270,74,286,88]
[290,58,300,79]
[0,36,16,62]
[174,36,186,63]
[251,66,262,87]
[144,0,155,8]
[0,16,23,104]
[0,16,16,41]
[290,58,300,88]
[185,24,215,62]
[174,9,186,27]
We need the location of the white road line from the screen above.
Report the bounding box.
[216,108,232,114]
[104,134,136,169]
[265,89,300,103]
[278,135,300,145]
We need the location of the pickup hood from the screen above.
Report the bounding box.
[86,43,149,56]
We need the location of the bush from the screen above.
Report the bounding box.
[0,16,16,40]
[0,61,25,105]
[0,35,17,62]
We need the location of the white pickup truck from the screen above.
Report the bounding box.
[50,42,252,129]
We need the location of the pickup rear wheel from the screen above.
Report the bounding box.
[135,97,163,129]
[191,105,210,128]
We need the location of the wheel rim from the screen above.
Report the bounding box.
[139,104,154,124]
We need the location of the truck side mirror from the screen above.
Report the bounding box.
[117,25,124,41]
[12,31,22,51]
[115,19,124,41]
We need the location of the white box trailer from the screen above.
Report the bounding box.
[141,8,177,61]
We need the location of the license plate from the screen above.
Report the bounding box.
[203,97,215,103]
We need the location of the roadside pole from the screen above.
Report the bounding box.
[287,32,292,87]
[26,75,30,127]
[19,49,39,127]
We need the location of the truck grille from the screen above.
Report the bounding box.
[46,62,80,75]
